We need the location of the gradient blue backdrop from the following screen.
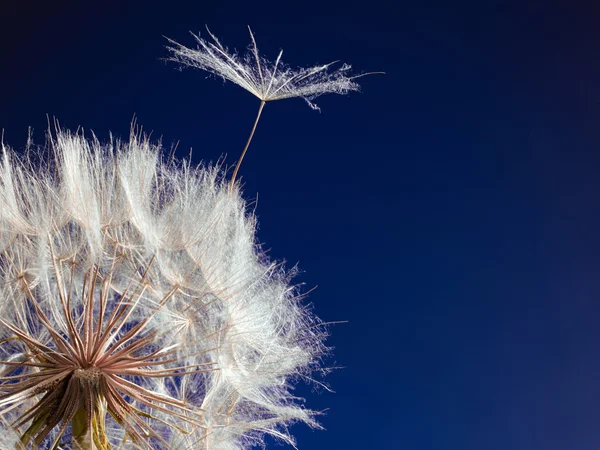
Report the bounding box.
[2,2,600,449]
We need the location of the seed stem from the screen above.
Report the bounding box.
[229,100,266,192]
[72,405,94,450]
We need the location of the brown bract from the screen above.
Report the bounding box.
[0,250,214,449]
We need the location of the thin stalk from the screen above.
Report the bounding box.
[72,406,95,450]
[229,100,266,192]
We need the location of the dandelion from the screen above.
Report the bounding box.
[0,128,327,448]
[166,26,379,189]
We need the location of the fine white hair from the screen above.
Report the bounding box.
[166,26,370,111]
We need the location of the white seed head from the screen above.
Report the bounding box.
[0,129,327,448]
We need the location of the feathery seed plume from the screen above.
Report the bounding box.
[166,26,364,109]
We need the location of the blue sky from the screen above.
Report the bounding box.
[2,1,600,449]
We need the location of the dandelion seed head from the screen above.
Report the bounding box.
[0,128,327,448]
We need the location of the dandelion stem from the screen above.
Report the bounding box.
[229,100,266,192]
[72,406,93,450]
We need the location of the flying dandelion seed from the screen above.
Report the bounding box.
[0,128,328,449]
[166,26,380,190]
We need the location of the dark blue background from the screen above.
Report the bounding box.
[2,2,600,449]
